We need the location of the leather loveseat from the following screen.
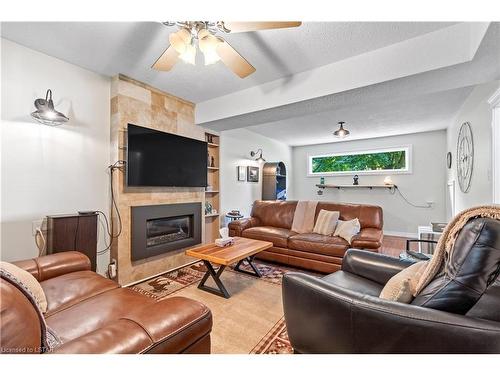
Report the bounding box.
[228,200,383,273]
[282,217,500,353]
[0,251,212,354]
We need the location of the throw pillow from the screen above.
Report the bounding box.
[313,210,340,236]
[0,261,48,313]
[379,261,429,303]
[333,218,361,244]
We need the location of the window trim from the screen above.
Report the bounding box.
[307,145,412,176]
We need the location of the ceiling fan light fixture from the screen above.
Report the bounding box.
[179,42,196,65]
[333,121,350,139]
[169,28,191,54]
[199,32,222,65]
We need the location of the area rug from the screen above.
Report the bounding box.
[130,259,301,354]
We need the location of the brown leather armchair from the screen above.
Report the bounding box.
[282,217,500,353]
[1,252,212,354]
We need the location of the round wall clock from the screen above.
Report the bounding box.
[456,122,474,193]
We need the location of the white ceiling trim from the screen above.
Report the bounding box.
[196,22,490,125]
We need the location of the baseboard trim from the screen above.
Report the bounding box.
[383,230,417,238]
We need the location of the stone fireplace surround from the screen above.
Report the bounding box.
[110,75,207,285]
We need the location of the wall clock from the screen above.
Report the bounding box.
[456,122,474,193]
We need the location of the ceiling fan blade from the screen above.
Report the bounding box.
[152,45,179,71]
[220,21,302,33]
[216,40,256,78]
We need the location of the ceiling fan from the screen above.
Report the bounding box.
[152,21,302,78]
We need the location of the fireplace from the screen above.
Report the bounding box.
[131,203,201,261]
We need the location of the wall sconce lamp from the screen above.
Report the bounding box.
[31,89,69,126]
[250,149,266,162]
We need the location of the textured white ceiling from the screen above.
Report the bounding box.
[0,21,455,103]
[248,86,474,146]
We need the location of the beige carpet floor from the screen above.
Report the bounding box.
[171,269,284,353]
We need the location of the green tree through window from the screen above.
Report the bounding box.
[311,149,407,174]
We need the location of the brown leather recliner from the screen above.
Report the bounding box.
[228,200,383,273]
[282,217,500,353]
[0,251,212,354]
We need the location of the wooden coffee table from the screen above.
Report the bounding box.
[185,237,273,298]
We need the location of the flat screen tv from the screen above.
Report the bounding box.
[127,124,208,187]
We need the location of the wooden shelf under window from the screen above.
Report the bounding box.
[316,184,397,190]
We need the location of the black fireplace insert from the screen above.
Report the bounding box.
[131,203,202,261]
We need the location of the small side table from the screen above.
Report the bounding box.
[417,226,442,254]
[225,214,243,222]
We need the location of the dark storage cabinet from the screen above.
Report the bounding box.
[47,213,98,271]
[262,162,287,200]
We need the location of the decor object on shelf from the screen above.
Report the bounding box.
[457,122,474,193]
[447,151,452,169]
[210,155,215,167]
[384,176,393,185]
[205,201,213,215]
[31,89,69,126]
[250,149,266,162]
[262,162,287,200]
[237,166,246,181]
[206,133,214,143]
[247,166,259,182]
[353,175,359,185]
[333,121,350,139]
[152,22,301,78]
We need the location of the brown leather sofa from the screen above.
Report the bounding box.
[0,251,212,354]
[282,217,500,353]
[228,200,383,273]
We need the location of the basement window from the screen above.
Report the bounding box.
[308,146,411,176]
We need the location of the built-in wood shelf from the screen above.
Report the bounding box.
[205,132,220,243]
[316,184,397,190]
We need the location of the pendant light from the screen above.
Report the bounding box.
[31,89,69,126]
[333,121,350,139]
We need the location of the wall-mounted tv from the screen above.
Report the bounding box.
[126,124,208,187]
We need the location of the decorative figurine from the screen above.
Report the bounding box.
[211,156,215,167]
[353,175,359,185]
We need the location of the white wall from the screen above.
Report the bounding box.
[446,80,499,214]
[292,131,447,236]
[219,128,292,225]
[1,39,111,272]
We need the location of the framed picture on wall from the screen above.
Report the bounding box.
[247,166,259,182]
[237,166,246,181]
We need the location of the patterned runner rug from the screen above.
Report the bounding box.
[130,259,313,353]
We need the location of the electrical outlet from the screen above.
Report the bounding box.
[32,218,47,236]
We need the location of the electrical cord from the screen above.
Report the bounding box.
[96,160,126,255]
[392,186,432,209]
